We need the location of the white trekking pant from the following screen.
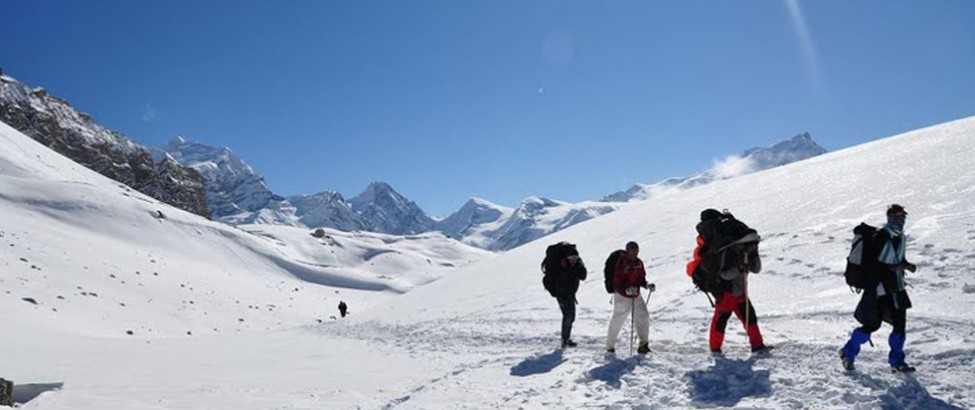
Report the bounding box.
[606,292,649,349]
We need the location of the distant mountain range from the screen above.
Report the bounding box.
[0,68,828,252]
[602,133,827,202]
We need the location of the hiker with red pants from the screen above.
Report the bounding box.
[687,209,771,354]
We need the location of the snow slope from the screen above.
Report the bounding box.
[341,116,975,409]
[0,119,486,339]
[3,116,975,409]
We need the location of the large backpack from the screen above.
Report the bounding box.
[541,242,578,297]
[844,223,881,292]
[690,210,759,295]
[603,250,626,293]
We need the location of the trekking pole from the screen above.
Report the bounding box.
[630,298,636,356]
[742,252,750,341]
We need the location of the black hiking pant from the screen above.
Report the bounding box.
[557,296,576,342]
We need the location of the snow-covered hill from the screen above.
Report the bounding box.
[4,116,973,409]
[603,132,827,202]
[0,119,486,339]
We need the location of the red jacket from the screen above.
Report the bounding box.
[686,236,705,276]
[614,255,647,298]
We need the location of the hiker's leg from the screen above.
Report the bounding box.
[634,295,650,344]
[843,320,880,361]
[557,296,576,342]
[709,294,734,351]
[888,309,908,367]
[606,294,632,349]
[732,299,765,349]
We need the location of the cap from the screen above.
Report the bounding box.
[625,241,639,250]
[887,204,908,216]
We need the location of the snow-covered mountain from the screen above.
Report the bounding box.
[350,181,436,235]
[154,139,439,235]
[3,109,974,408]
[487,196,620,251]
[603,132,827,202]
[152,137,274,218]
[0,72,210,218]
[436,197,514,248]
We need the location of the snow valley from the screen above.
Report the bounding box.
[3,103,975,408]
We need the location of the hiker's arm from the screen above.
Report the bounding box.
[574,261,588,280]
[748,250,761,273]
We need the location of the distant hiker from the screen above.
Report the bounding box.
[338,301,348,318]
[840,204,918,372]
[605,241,654,354]
[541,242,588,348]
[687,209,770,354]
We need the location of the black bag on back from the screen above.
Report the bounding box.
[603,250,626,293]
[692,210,758,294]
[845,223,881,292]
[541,242,578,297]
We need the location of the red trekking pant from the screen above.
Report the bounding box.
[709,292,764,351]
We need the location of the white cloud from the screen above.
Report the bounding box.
[711,155,758,179]
[142,104,158,122]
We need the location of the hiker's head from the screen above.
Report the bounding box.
[625,241,639,258]
[700,208,722,221]
[887,204,907,229]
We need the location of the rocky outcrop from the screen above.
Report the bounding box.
[0,73,210,218]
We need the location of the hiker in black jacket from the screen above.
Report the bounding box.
[840,204,918,372]
[542,243,588,348]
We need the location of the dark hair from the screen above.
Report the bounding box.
[700,208,722,221]
[625,241,639,250]
[887,204,908,216]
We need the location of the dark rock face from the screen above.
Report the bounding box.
[0,74,210,219]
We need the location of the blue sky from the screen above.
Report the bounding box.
[2,1,974,216]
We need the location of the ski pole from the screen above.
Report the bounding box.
[630,296,635,355]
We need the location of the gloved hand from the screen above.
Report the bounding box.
[646,283,656,293]
[625,287,639,297]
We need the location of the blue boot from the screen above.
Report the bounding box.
[888,332,915,372]
[841,328,871,369]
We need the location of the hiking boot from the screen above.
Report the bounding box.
[751,345,774,354]
[561,339,577,348]
[839,348,855,371]
[892,363,916,373]
[637,343,651,354]
[606,347,615,353]
[710,348,723,356]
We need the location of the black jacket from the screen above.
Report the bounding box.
[545,259,587,299]
[854,230,912,325]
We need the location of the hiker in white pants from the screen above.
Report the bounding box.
[606,241,654,354]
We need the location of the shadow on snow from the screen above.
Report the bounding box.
[850,372,966,410]
[685,356,771,407]
[510,349,565,377]
[586,354,642,389]
[13,382,64,405]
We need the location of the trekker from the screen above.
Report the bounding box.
[840,204,918,372]
[690,209,770,354]
[338,300,348,318]
[605,241,654,354]
[541,242,588,348]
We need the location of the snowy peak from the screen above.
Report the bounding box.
[155,137,274,218]
[436,197,513,244]
[350,182,436,235]
[742,132,827,170]
[603,132,827,202]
